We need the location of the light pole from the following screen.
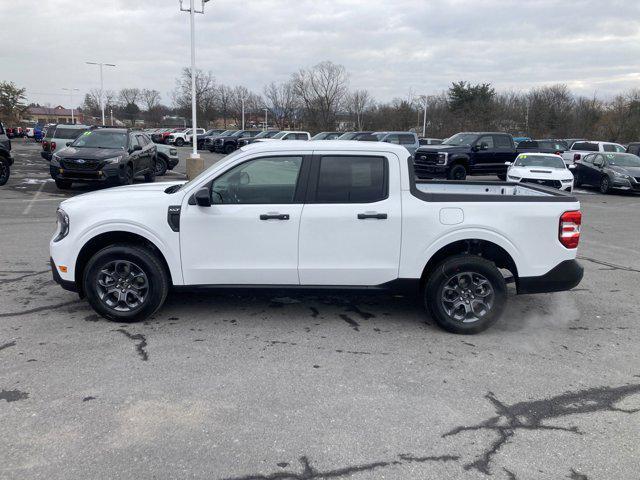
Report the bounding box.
[418,95,428,138]
[62,88,79,124]
[241,97,246,130]
[263,108,268,131]
[86,62,116,126]
[179,0,209,178]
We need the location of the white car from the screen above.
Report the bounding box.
[253,131,310,142]
[562,140,626,165]
[50,141,583,334]
[506,153,575,192]
[166,128,206,146]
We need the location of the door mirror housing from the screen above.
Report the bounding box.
[193,187,212,207]
[132,144,142,152]
[504,161,511,166]
[66,142,72,147]
[480,142,489,150]
[568,164,576,170]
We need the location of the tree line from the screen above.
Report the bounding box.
[2,61,640,142]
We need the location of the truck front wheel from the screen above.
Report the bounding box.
[447,164,467,181]
[424,254,506,334]
[0,158,10,186]
[83,244,169,322]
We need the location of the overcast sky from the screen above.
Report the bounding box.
[1,0,639,108]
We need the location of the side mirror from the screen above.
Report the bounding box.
[66,142,72,147]
[504,161,511,166]
[568,164,576,170]
[132,144,142,152]
[193,187,212,207]
[480,142,489,150]
[471,144,480,152]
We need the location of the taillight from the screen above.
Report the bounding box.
[42,141,48,150]
[51,141,57,150]
[559,210,581,249]
[573,153,581,161]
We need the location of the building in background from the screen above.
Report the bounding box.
[21,105,84,125]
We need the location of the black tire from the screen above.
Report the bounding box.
[573,173,582,188]
[122,165,134,186]
[154,155,168,176]
[497,173,507,181]
[224,143,235,154]
[175,138,184,147]
[447,164,467,181]
[599,176,610,194]
[55,178,72,190]
[83,243,169,322]
[424,254,507,334]
[0,159,10,186]
[144,163,156,183]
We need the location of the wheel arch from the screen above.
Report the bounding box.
[74,230,174,296]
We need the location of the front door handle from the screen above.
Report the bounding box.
[357,212,387,220]
[260,213,290,220]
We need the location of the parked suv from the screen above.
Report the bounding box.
[41,124,90,161]
[237,130,281,147]
[196,129,226,150]
[212,130,261,153]
[50,128,156,189]
[0,122,13,186]
[154,143,179,176]
[371,131,420,155]
[414,132,518,180]
[166,128,205,146]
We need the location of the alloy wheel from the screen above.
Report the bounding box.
[440,271,495,323]
[95,260,149,312]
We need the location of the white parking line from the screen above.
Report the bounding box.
[22,182,47,215]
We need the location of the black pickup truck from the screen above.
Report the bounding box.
[413,132,519,180]
[0,122,13,186]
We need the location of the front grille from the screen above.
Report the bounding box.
[414,151,439,165]
[61,159,101,171]
[521,178,562,189]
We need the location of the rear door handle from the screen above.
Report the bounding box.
[260,213,290,220]
[357,212,387,220]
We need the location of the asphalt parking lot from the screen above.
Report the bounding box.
[1,141,639,480]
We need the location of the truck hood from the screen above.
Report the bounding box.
[60,182,184,209]
[508,166,571,179]
[415,144,467,153]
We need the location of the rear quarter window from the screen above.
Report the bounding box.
[399,134,416,145]
[572,142,598,151]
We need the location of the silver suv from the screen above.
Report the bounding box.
[41,124,90,161]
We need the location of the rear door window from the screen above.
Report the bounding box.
[477,136,495,149]
[54,127,85,140]
[572,142,598,152]
[493,135,512,149]
[314,156,387,204]
[398,134,415,145]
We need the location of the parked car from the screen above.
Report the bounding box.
[34,125,45,142]
[41,124,90,161]
[50,140,583,334]
[253,131,311,143]
[512,136,531,146]
[517,139,568,155]
[26,127,35,138]
[0,122,13,186]
[203,130,236,151]
[196,129,226,150]
[49,128,156,189]
[166,128,206,146]
[414,132,518,180]
[419,138,443,146]
[505,153,575,192]
[154,143,179,176]
[370,131,420,156]
[574,152,640,193]
[212,130,262,153]
[237,130,280,147]
[562,141,626,165]
[337,131,374,140]
[311,132,341,140]
[151,128,172,144]
[625,142,640,156]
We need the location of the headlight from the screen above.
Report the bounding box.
[54,208,69,242]
[437,152,448,164]
[613,171,630,179]
[508,175,521,181]
[169,148,178,155]
[103,156,122,164]
[51,154,61,167]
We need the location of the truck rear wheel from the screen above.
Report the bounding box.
[0,159,10,186]
[424,254,506,334]
[448,164,467,181]
[175,138,184,147]
[83,243,169,322]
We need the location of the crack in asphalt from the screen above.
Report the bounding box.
[220,453,459,480]
[0,389,29,402]
[569,468,589,479]
[577,256,640,273]
[0,300,83,318]
[443,384,640,474]
[0,341,16,351]
[114,329,149,361]
[0,269,49,284]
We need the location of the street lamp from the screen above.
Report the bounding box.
[85,62,116,126]
[263,108,268,131]
[241,97,246,130]
[418,95,428,138]
[62,88,79,124]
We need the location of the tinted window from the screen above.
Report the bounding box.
[602,144,625,153]
[54,127,85,140]
[316,156,386,204]
[514,155,565,169]
[477,136,494,149]
[385,134,400,144]
[603,153,640,167]
[538,141,565,151]
[296,133,308,140]
[494,135,512,149]
[211,156,302,204]
[517,141,537,148]
[398,134,415,145]
[136,135,146,147]
[582,154,594,164]
[628,145,640,156]
[0,123,4,134]
[572,142,598,152]
[72,130,127,149]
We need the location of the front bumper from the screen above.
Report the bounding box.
[517,259,583,294]
[50,257,78,293]
[50,163,123,183]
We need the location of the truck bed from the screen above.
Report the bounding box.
[413,180,575,201]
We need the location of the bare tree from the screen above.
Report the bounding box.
[215,84,233,128]
[141,89,161,111]
[172,68,218,126]
[228,86,262,128]
[292,61,349,131]
[345,89,373,131]
[119,88,141,107]
[263,80,299,129]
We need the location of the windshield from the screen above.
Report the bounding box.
[272,132,288,139]
[373,133,386,141]
[255,130,276,139]
[230,131,246,137]
[604,153,640,167]
[338,132,357,140]
[54,127,86,140]
[442,133,478,146]
[71,130,127,149]
[514,155,565,169]
[177,149,245,192]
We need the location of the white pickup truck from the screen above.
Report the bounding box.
[50,141,583,334]
[562,140,626,165]
[166,128,206,146]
